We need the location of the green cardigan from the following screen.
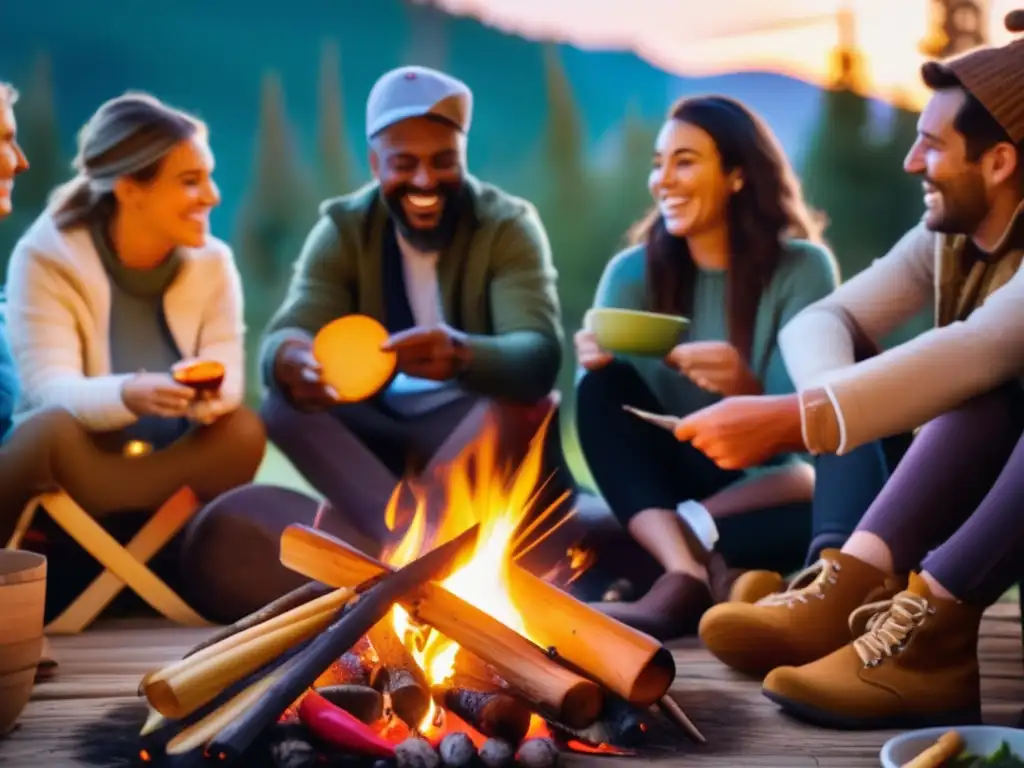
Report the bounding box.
[260,176,564,403]
[584,239,840,472]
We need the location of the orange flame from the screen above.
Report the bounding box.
[375,413,583,735]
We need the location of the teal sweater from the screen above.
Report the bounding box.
[583,240,839,472]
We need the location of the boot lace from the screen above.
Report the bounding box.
[757,558,840,607]
[849,592,933,666]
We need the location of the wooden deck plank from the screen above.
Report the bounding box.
[0,608,1020,767]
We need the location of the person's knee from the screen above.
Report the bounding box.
[576,361,639,407]
[209,405,267,474]
[7,406,89,461]
[259,390,293,438]
[22,406,85,441]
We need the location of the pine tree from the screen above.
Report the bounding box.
[233,71,317,397]
[316,40,357,199]
[536,45,605,412]
[800,85,875,276]
[234,71,316,287]
[604,103,658,248]
[541,46,587,199]
[403,0,449,70]
[0,53,64,276]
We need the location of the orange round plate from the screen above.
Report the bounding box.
[312,315,397,403]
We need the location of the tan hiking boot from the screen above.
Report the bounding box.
[728,570,785,604]
[762,572,983,729]
[698,550,904,677]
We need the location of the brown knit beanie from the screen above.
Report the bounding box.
[921,9,1024,143]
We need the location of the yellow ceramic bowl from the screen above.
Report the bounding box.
[585,308,689,357]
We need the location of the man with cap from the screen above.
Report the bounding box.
[258,66,563,548]
[694,11,1024,729]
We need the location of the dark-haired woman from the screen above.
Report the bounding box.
[574,95,839,639]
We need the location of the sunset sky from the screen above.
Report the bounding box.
[427,0,1020,108]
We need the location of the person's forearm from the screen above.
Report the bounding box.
[459,330,561,403]
[701,461,815,518]
[259,328,314,391]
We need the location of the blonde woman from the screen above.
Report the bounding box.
[0,92,265,620]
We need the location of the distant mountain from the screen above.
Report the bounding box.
[1,0,834,234]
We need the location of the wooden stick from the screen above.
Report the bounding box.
[165,663,286,755]
[139,642,310,756]
[140,586,352,699]
[207,525,480,763]
[657,695,704,745]
[902,730,964,768]
[146,608,338,719]
[183,581,332,658]
[139,706,166,738]
[434,678,531,744]
[280,525,604,728]
[281,523,672,707]
[367,620,430,727]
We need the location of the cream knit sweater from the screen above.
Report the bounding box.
[4,212,246,431]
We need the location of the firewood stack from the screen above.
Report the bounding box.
[134,523,701,767]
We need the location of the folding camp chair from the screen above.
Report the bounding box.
[4,486,210,634]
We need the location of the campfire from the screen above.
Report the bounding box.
[134,418,700,767]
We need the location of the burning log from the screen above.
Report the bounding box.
[516,738,560,768]
[367,619,430,727]
[280,525,604,728]
[438,732,476,767]
[183,581,333,658]
[205,525,479,763]
[396,737,441,768]
[453,652,504,689]
[503,567,673,706]
[478,738,514,768]
[338,649,374,686]
[316,683,384,724]
[547,695,647,747]
[433,677,530,744]
[281,524,671,704]
[141,586,353,719]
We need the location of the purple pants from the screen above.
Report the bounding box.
[856,385,1024,606]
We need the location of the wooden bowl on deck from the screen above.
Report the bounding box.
[0,550,46,736]
[172,359,226,395]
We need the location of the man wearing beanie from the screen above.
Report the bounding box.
[695,12,1024,729]
[258,66,563,548]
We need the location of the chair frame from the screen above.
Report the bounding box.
[5,487,210,634]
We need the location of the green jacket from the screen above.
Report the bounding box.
[260,175,563,403]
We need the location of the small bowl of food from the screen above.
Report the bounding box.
[880,726,1024,767]
[584,308,689,357]
[171,359,226,397]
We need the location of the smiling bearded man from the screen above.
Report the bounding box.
[253,66,565,558]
